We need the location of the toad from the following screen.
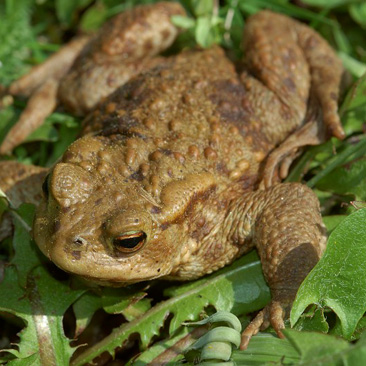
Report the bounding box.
[0,2,345,349]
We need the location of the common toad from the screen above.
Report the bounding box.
[0,2,345,349]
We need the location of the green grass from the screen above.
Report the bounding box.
[1,0,366,365]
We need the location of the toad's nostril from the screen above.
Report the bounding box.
[73,237,86,246]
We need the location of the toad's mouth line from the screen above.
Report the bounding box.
[77,271,164,286]
[48,248,168,283]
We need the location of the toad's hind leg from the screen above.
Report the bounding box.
[242,11,345,184]
[231,183,326,349]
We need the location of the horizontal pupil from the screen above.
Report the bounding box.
[116,236,141,249]
[114,232,146,250]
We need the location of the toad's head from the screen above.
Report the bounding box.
[33,135,188,285]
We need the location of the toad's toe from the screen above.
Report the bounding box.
[240,300,288,350]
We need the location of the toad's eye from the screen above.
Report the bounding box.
[42,173,51,198]
[113,231,147,253]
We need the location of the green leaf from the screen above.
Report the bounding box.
[73,291,102,337]
[0,0,34,85]
[55,0,93,26]
[191,0,214,17]
[340,72,366,135]
[79,3,108,31]
[316,158,366,201]
[333,22,353,55]
[285,148,321,183]
[70,251,270,366]
[339,73,366,116]
[101,287,148,315]
[238,0,338,26]
[337,316,366,341]
[231,333,300,365]
[322,215,347,233]
[25,121,58,143]
[9,204,39,287]
[293,306,330,334]
[121,297,151,322]
[339,52,366,78]
[184,311,242,332]
[291,208,366,340]
[24,110,80,146]
[44,116,81,167]
[285,329,349,363]
[171,15,196,29]
[300,0,354,8]
[307,138,366,188]
[195,16,222,48]
[7,353,39,366]
[304,75,366,193]
[219,5,245,52]
[0,205,85,365]
[284,329,366,365]
[0,266,34,360]
[129,326,190,366]
[0,105,17,146]
[349,2,366,28]
[72,286,150,336]
[340,72,366,112]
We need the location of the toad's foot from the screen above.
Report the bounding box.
[240,300,287,350]
[262,118,324,187]
[261,91,343,187]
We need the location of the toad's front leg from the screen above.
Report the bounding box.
[0,36,89,155]
[229,183,326,348]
